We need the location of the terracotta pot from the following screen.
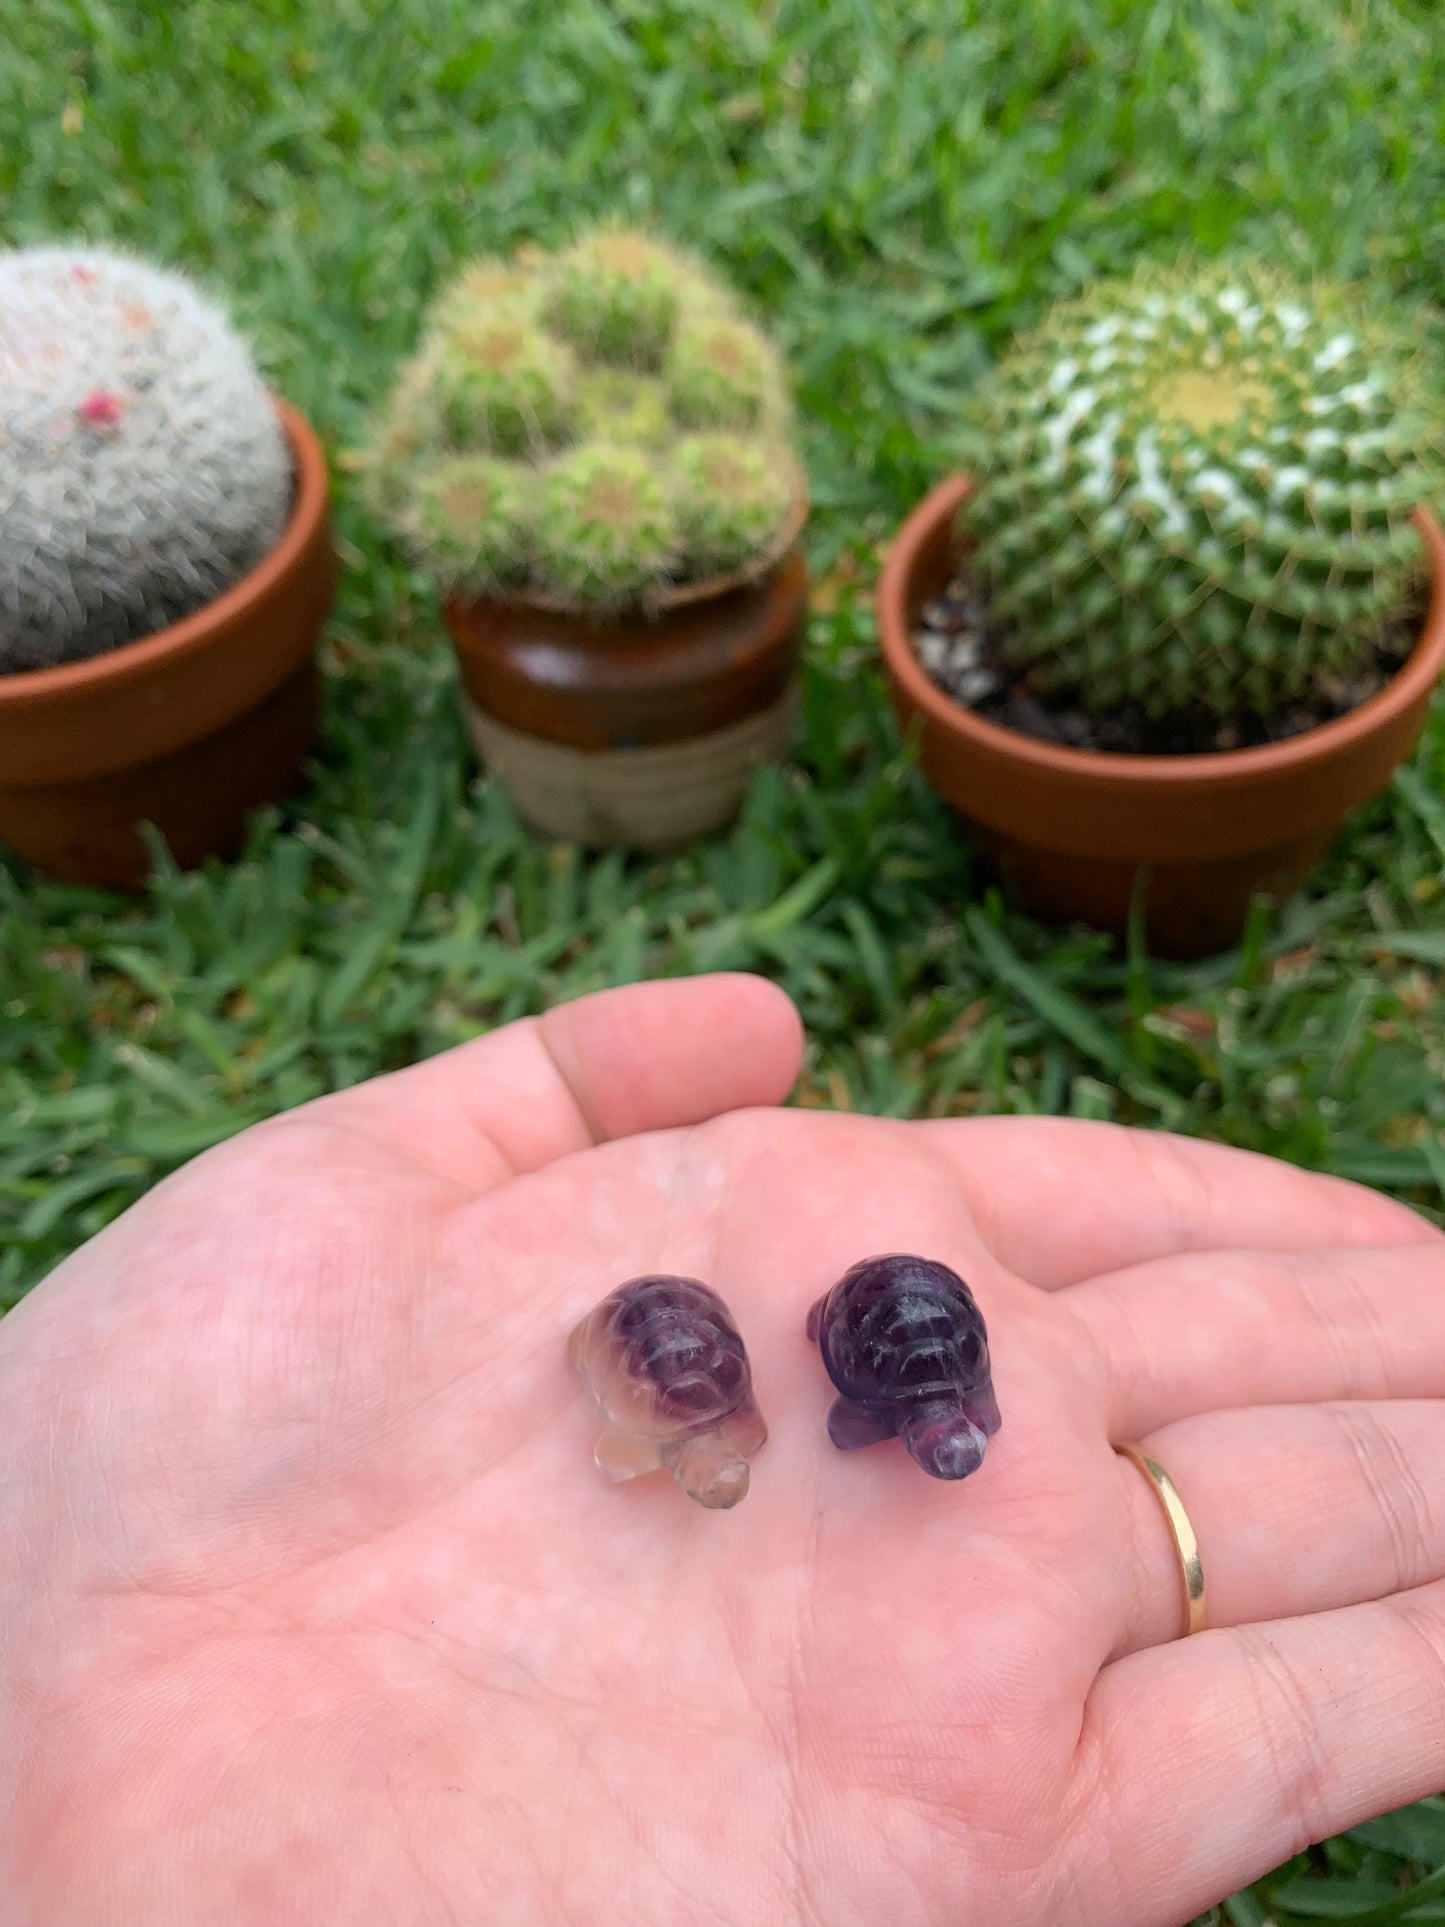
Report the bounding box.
[0,400,336,890]
[877,475,1445,958]
[445,528,810,849]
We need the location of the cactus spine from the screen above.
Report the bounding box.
[958,260,1440,724]
[0,245,292,674]
[367,225,801,612]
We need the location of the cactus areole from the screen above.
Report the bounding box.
[957,261,1441,731]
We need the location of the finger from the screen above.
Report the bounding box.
[1070,1243,1445,1440]
[1116,1401,1445,1656]
[294,973,804,1190]
[919,1117,1437,1288]
[1077,1579,1445,1927]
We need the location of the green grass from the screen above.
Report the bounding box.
[5,2,1445,1916]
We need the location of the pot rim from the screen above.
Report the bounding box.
[0,397,329,713]
[450,478,811,622]
[877,473,1445,788]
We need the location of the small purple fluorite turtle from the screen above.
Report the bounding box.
[568,1276,767,1509]
[806,1254,1001,1480]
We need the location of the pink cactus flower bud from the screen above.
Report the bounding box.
[78,389,125,428]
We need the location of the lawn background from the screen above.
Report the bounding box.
[5,2,1445,1917]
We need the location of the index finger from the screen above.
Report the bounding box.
[918,1117,1439,1287]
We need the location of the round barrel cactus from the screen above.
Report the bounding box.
[0,245,292,674]
[366,224,801,611]
[958,261,1442,724]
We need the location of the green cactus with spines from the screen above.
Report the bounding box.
[534,444,677,605]
[430,256,541,335]
[408,455,534,590]
[366,225,806,609]
[667,315,783,432]
[575,369,672,448]
[431,316,577,458]
[674,435,798,576]
[541,228,697,371]
[958,259,1442,725]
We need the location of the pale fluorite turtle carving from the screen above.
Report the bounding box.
[567,1276,767,1509]
[806,1254,1001,1480]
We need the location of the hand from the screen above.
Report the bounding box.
[2,974,1443,1927]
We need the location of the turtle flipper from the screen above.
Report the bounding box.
[825,1396,894,1452]
[593,1426,664,1483]
[566,1314,592,1372]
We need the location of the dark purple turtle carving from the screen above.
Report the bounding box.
[806,1254,1001,1480]
[567,1276,767,1508]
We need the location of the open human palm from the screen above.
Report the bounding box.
[4,974,1445,1927]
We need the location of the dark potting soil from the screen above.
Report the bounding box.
[910,572,1423,757]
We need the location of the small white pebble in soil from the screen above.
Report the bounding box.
[920,596,962,631]
[955,668,999,705]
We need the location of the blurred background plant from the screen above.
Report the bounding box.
[365,225,801,609]
[0,244,291,672]
[957,258,1445,732]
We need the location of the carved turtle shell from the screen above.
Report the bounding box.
[806,1254,1000,1480]
[568,1275,767,1508]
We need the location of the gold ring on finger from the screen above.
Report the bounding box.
[1117,1442,1207,1639]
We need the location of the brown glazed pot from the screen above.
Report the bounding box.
[877,475,1445,958]
[444,517,809,850]
[0,400,336,890]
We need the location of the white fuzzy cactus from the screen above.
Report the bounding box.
[0,246,293,673]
